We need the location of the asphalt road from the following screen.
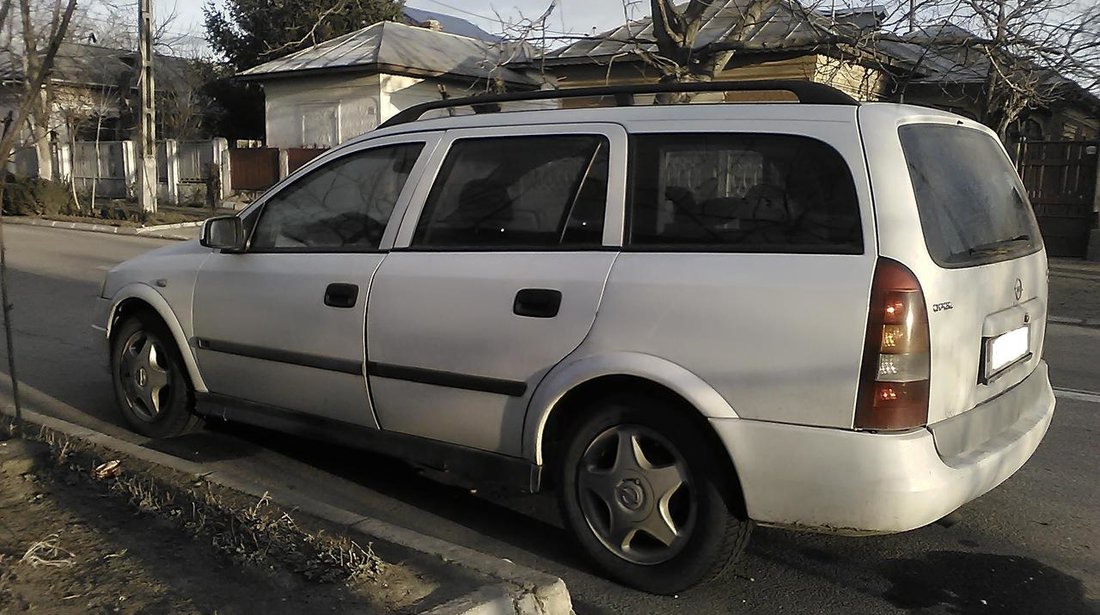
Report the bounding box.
[1,224,1097,614]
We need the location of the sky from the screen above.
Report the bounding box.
[169,0,636,43]
[160,0,1097,56]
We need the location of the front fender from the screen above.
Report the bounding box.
[524,351,739,464]
[106,283,207,393]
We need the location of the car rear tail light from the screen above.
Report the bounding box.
[855,259,930,430]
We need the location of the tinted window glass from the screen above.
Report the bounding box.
[412,136,608,248]
[629,133,862,252]
[899,124,1042,267]
[252,143,423,251]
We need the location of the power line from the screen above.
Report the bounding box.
[416,0,499,23]
[414,0,585,37]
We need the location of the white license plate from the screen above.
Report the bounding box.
[988,326,1029,372]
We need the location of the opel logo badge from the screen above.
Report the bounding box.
[617,479,644,511]
[1014,278,1023,301]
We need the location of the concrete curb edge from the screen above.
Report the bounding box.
[1048,315,1100,329]
[2,408,572,615]
[2,215,200,240]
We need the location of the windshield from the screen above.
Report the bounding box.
[899,124,1042,267]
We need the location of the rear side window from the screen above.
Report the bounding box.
[628,133,862,253]
[412,135,608,249]
[899,124,1042,267]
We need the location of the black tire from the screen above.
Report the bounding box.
[110,312,199,438]
[557,395,752,594]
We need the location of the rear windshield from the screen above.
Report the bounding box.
[899,124,1042,267]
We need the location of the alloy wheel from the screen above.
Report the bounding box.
[118,330,172,422]
[576,424,696,565]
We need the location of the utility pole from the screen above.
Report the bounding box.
[137,0,157,214]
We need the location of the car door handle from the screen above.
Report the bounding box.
[513,288,562,318]
[324,283,359,308]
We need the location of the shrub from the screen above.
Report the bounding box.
[1,174,77,217]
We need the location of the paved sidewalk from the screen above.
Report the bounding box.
[1048,258,1100,325]
[1,215,202,241]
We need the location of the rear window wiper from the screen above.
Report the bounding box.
[967,235,1031,255]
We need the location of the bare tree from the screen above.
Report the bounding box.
[0,0,79,435]
[55,83,115,212]
[550,0,1097,134]
[562,0,883,103]
[72,0,196,54]
[897,0,1100,139]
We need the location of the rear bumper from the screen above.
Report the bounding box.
[711,361,1055,534]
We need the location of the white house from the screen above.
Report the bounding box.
[238,21,545,149]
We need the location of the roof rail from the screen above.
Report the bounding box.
[380,80,858,128]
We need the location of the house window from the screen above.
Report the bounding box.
[301,103,340,148]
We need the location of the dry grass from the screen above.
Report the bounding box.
[0,554,11,602]
[11,422,385,585]
[19,533,76,568]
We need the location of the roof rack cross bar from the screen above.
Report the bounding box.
[379,80,858,128]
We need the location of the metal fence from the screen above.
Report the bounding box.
[1018,140,1099,258]
[229,148,281,191]
[72,141,128,199]
[178,141,215,183]
[287,147,328,175]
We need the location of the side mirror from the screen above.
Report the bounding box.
[201,216,245,251]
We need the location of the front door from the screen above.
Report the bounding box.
[366,125,627,455]
[192,135,438,427]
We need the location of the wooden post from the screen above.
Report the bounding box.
[137,0,157,214]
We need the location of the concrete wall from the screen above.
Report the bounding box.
[813,56,887,101]
[263,74,383,149]
[549,55,885,102]
[380,74,436,121]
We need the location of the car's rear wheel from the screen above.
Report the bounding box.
[111,313,198,438]
[558,395,752,594]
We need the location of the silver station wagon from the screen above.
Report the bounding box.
[96,81,1056,594]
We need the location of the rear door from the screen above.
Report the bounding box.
[865,110,1047,424]
[366,124,626,455]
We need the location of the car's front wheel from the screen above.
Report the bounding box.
[110,313,198,438]
[558,395,752,594]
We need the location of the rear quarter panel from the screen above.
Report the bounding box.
[576,112,878,428]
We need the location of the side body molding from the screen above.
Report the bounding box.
[523,351,740,465]
[105,283,208,393]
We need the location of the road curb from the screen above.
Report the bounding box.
[1048,316,1100,329]
[1,215,200,241]
[1,408,572,615]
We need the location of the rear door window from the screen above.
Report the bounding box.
[628,133,863,253]
[899,124,1042,267]
[412,135,608,249]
